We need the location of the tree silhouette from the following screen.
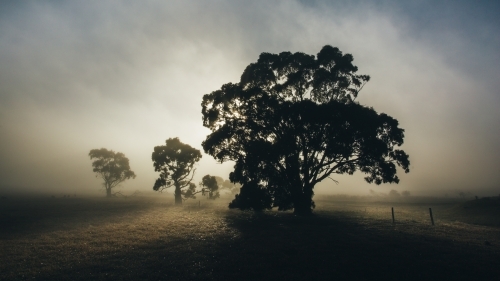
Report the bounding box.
[202,45,410,215]
[89,148,136,197]
[199,174,220,199]
[152,138,202,205]
[389,190,401,197]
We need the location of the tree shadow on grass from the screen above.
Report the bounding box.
[213,210,499,281]
[7,209,500,281]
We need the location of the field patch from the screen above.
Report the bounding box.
[1,195,499,280]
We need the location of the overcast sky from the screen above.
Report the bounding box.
[1,0,499,197]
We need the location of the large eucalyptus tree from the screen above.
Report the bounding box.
[202,45,410,214]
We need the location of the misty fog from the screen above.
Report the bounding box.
[0,0,499,198]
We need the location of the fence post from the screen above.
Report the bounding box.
[429,208,435,226]
[391,207,395,224]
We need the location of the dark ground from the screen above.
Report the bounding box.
[0,195,499,280]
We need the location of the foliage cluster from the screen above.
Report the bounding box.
[89,148,136,197]
[202,45,409,214]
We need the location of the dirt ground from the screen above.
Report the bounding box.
[1,195,499,280]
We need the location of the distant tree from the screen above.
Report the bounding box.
[89,148,136,197]
[222,179,241,194]
[388,190,401,197]
[199,175,241,198]
[152,138,202,205]
[457,191,471,200]
[401,190,411,197]
[199,175,220,199]
[202,45,410,215]
[214,176,225,186]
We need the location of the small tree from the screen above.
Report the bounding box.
[213,176,241,195]
[89,148,136,197]
[222,179,241,194]
[152,138,202,205]
[388,190,401,197]
[199,174,220,199]
[458,191,471,200]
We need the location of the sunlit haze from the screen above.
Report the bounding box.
[1,0,499,197]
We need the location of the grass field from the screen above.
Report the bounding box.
[1,194,499,280]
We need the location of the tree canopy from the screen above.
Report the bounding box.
[199,174,220,199]
[152,137,202,205]
[201,45,410,214]
[89,148,136,197]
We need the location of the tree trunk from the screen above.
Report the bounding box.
[293,199,313,215]
[174,185,182,205]
[287,155,314,215]
[106,187,112,198]
[293,185,314,215]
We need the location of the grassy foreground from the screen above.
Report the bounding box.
[1,195,499,280]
